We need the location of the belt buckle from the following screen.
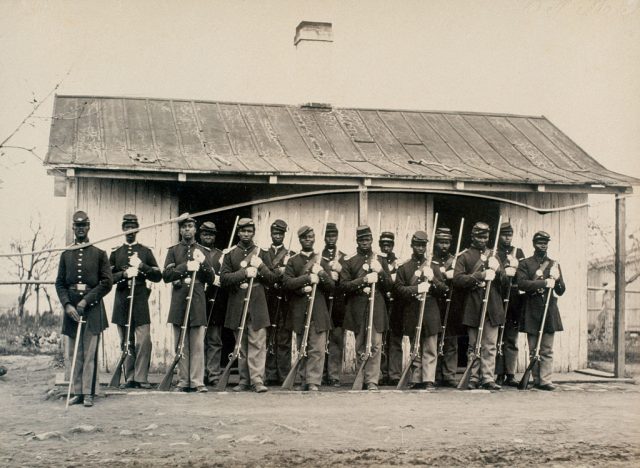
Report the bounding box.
[76,284,87,291]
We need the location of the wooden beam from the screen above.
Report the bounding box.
[614,195,626,378]
[358,186,368,225]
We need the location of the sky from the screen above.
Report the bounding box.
[0,0,638,258]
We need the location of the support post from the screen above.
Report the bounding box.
[64,175,77,381]
[358,186,368,225]
[614,194,626,378]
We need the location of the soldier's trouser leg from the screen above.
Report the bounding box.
[264,326,279,382]
[297,326,327,386]
[354,321,383,385]
[388,330,404,381]
[117,324,136,382]
[502,321,519,375]
[173,325,206,388]
[410,333,438,383]
[276,323,292,381]
[380,332,390,380]
[205,324,223,380]
[133,324,151,384]
[69,328,99,395]
[467,320,499,385]
[527,332,554,385]
[327,326,344,381]
[235,323,267,386]
[436,334,458,383]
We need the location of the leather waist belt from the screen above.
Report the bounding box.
[69,284,88,291]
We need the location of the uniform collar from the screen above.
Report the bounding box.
[300,250,314,258]
[125,241,138,247]
[180,239,196,247]
[412,253,426,263]
[237,241,255,251]
[271,244,284,251]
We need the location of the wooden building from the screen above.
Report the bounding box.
[45,94,638,374]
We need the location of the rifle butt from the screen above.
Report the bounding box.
[282,357,302,390]
[457,358,476,390]
[108,355,126,388]
[518,360,536,390]
[216,359,236,391]
[396,362,413,390]
[351,359,367,390]
[158,358,180,392]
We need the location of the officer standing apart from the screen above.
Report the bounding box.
[220,218,278,393]
[163,216,214,393]
[56,211,112,407]
[283,226,335,391]
[264,219,294,386]
[453,222,506,390]
[109,214,162,389]
[516,231,565,391]
[198,221,225,386]
[341,225,392,391]
[494,221,526,387]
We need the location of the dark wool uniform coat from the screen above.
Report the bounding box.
[203,246,227,326]
[56,243,113,337]
[109,243,162,327]
[320,247,347,328]
[263,245,295,324]
[379,252,402,335]
[162,241,214,327]
[431,252,465,336]
[516,255,566,334]
[496,245,526,324]
[394,255,445,338]
[283,251,335,334]
[220,242,278,331]
[340,250,392,334]
[453,246,507,328]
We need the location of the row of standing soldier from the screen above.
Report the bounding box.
[56,210,566,407]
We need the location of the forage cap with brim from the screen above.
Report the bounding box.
[325,222,338,234]
[356,225,372,239]
[411,230,429,244]
[471,222,490,235]
[200,221,217,233]
[435,227,453,240]
[297,225,314,237]
[122,214,139,227]
[237,218,255,229]
[379,231,395,243]
[271,219,288,233]
[500,221,513,234]
[533,231,551,243]
[178,214,197,226]
[72,210,90,224]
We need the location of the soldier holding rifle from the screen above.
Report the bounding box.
[453,221,507,390]
[163,216,214,393]
[516,231,565,391]
[109,214,162,389]
[283,225,335,391]
[220,218,278,393]
[341,225,393,391]
[56,211,112,407]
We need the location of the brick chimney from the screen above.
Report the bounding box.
[294,21,334,107]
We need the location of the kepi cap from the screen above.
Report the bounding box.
[297,225,314,237]
[178,214,197,226]
[379,231,395,243]
[200,221,217,233]
[500,222,513,234]
[435,227,453,241]
[471,222,490,235]
[411,230,429,244]
[533,231,551,243]
[356,225,372,239]
[271,219,288,233]
[237,218,255,229]
[122,214,139,227]
[325,222,338,234]
[72,211,90,224]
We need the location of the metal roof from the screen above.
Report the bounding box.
[45,95,639,189]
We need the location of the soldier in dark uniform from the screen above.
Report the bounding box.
[341,225,393,390]
[56,211,112,407]
[377,232,402,386]
[432,227,463,387]
[395,230,445,389]
[220,218,278,393]
[198,221,225,386]
[264,219,294,386]
[109,214,162,389]
[494,221,526,387]
[321,222,347,387]
[517,231,566,391]
[453,222,506,390]
[283,225,335,391]
[162,216,214,393]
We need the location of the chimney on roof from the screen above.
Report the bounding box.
[294,21,334,108]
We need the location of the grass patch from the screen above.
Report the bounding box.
[0,311,62,355]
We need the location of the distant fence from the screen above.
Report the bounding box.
[587,287,640,344]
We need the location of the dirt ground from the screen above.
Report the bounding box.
[1,355,639,467]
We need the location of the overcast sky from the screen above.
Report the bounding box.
[0,0,638,251]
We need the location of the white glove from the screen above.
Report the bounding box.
[391,273,397,282]
[213,274,221,287]
[187,260,200,272]
[129,253,141,268]
[505,266,517,277]
[222,248,232,255]
[417,282,429,294]
[445,270,454,280]
[363,286,371,295]
[246,266,258,278]
[193,249,205,264]
[550,265,560,279]
[488,256,500,271]
[125,266,138,278]
[484,269,496,281]
[330,271,339,281]
[365,272,378,284]
[330,261,342,273]
[278,266,286,274]
[370,259,383,273]
[311,263,322,274]
[422,266,434,282]
[545,278,556,288]
[507,255,519,269]
[303,285,312,293]
[309,273,320,284]
[250,255,262,268]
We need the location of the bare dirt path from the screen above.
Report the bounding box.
[1,355,639,467]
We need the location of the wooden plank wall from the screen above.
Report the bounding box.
[74,177,179,372]
[500,192,588,372]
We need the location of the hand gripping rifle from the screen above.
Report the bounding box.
[457,215,502,390]
[65,317,86,411]
[206,216,239,330]
[324,213,345,356]
[158,268,198,391]
[519,263,558,390]
[397,213,439,390]
[268,228,294,355]
[217,246,260,391]
[497,218,521,357]
[352,272,376,391]
[109,277,136,388]
[438,218,464,357]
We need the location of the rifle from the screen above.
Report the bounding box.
[497,218,521,357]
[206,216,239,330]
[352,279,375,390]
[65,316,86,410]
[109,277,136,388]
[438,218,465,356]
[397,213,439,390]
[268,228,294,355]
[457,215,502,390]
[519,265,557,390]
[158,268,198,391]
